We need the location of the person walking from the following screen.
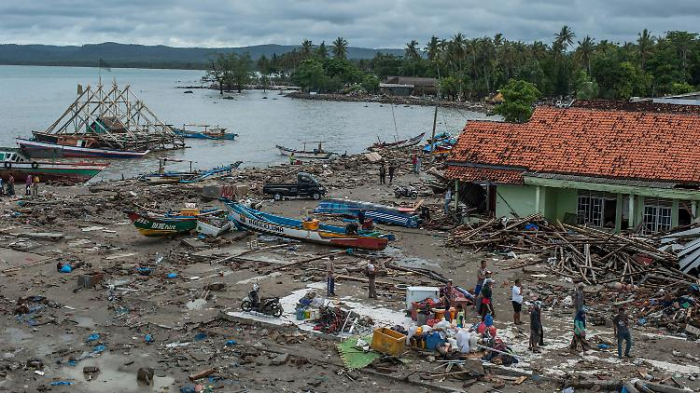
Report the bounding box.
[379,163,386,185]
[25,174,32,196]
[326,255,336,297]
[366,260,377,299]
[7,175,15,197]
[573,283,585,313]
[388,162,395,184]
[32,176,39,197]
[570,308,591,352]
[529,301,542,353]
[613,306,633,359]
[480,278,495,318]
[444,188,452,215]
[511,279,524,325]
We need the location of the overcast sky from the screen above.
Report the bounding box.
[2,0,699,48]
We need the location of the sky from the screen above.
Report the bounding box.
[1,0,700,49]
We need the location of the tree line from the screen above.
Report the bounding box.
[207,28,700,101]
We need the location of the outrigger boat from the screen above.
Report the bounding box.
[0,147,109,184]
[172,124,238,141]
[314,198,423,228]
[137,159,242,184]
[126,206,224,236]
[222,199,391,250]
[368,132,425,152]
[276,142,335,160]
[18,138,149,159]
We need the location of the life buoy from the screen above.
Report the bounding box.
[3,161,10,169]
[31,162,39,169]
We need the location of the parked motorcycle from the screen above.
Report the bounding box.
[394,185,418,199]
[241,283,283,317]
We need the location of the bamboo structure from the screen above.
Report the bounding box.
[34,81,184,152]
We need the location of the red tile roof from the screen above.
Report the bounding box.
[447,107,700,185]
[445,166,524,184]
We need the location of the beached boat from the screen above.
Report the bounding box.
[314,198,422,228]
[137,162,242,184]
[423,136,457,155]
[18,139,149,159]
[368,132,425,152]
[0,147,108,184]
[172,124,238,141]
[196,216,233,237]
[276,143,335,160]
[222,199,391,250]
[126,207,224,236]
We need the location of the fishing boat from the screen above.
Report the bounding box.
[0,147,108,184]
[126,206,224,236]
[18,139,149,159]
[423,136,457,155]
[314,198,422,228]
[276,142,335,160]
[196,216,233,237]
[368,132,425,152]
[222,199,391,250]
[172,124,238,141]
[137,161,242,184]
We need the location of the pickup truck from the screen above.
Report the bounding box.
[263,172,326,201]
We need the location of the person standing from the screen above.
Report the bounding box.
[444,188,452,214]
[32,176,39,197]
[289,152,295,165]
[379,163,386,185]
[7,175,15,197]
[474,260,487,297]
[511,279,524,325]
[573,283,585,314]
[411,154,418,174]
[529,301,542,353]
[570,308,591,352]
[25,174,32,196]
[388,162,395,184]
[480,279,495,318]
[416,155,422,174]
[366,260,377,299]
[0,177,4,197]
[612,306,633,359]
[326,255,336,297]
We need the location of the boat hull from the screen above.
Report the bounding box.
[369,132,425,151]
[314,199,421,228]
[173,129,237,141]
[223,200,389,250]
[126,212,198,236]
[18,139,149,159]
[276,145,334,160]
[0,161,108,184]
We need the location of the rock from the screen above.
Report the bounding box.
[137,367,154,384]
[270,353,289,366]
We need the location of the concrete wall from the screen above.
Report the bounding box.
[495,184,538,218]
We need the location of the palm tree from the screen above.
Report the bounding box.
[531,41,548,62]
[576,35,595,75]
[637,29,654,71]
[405,40,421,61]
[301,39,313,59]
[331,37,349,60]
[425,36,441,62]
[315,41,328,59]
[554,25,576,52]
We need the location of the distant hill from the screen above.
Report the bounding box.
[0,42,404,70]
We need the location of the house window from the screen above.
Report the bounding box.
[643,199,672,233]
[578,191,616,227]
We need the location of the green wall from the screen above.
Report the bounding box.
[495,184,537,218]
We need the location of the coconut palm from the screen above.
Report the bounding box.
[637,29,654,71]
[425,36,441,62]
[331,37,349,60]
[405,40,421,61]
[576,35,595,75]
[554,25,576,52]
[301,39,313,59]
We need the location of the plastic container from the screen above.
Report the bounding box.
[425,332,446,351]
[296,309,305,320]
[302,220,320,230]
[180,208,200,216]
[371,328,406,355]
[304,310,311,319]
[405,287,440,310]
[434,309,445,321]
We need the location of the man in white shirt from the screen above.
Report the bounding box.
[511,279,524,325]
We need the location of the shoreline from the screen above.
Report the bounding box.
[286,91,492,112]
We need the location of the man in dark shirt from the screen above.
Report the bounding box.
[388,163,396,184]
[612,306,633,358]
[379,164,386,184]
[530,301,542,353]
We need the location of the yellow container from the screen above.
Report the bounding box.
[302,219,320,230]
[180,208,200,216]
[371,328,406,355]
[434,309,445,321]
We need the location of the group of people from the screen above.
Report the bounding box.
[0,174,39,198]
[378,153,423,185]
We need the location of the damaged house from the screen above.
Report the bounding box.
[446,106,700,233]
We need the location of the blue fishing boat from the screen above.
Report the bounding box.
[222,199,392,250]
[314,198,422,228]
[138,161,242,184]
[172,124,238,141]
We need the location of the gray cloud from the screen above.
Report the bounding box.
[0,0,697,48]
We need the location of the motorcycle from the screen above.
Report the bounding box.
[394,185,418,199]
[241,283,283,317]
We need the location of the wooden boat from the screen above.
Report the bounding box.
[276,143,335,160]
[137,162,242,184]
[0,147,108,184]
[126,207,224,236]
[172,124,238,141]
[18,139,149,159]
[368,132,425,152]
[196,216,233,237]
[222,199,391,250]
[314,198,422,228]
